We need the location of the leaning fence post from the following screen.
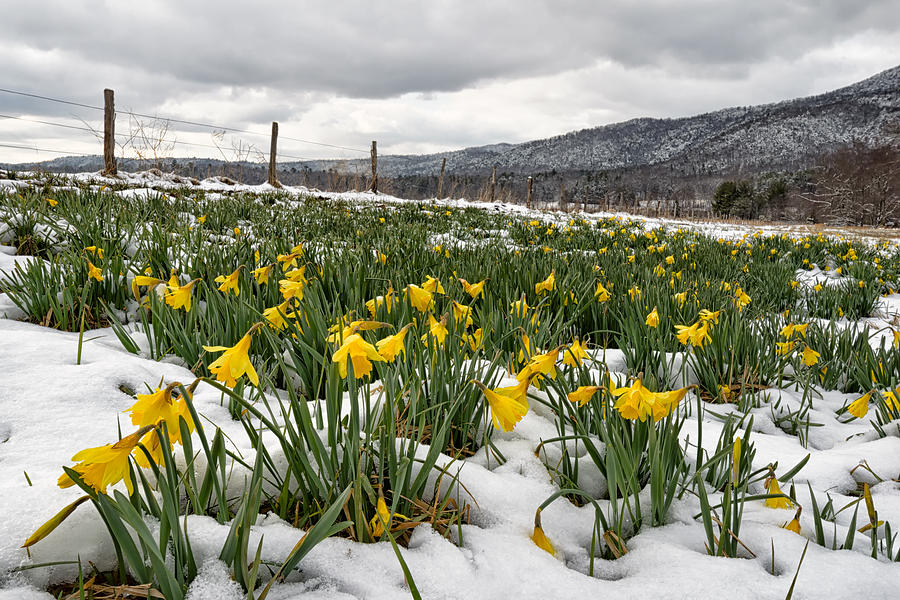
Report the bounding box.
[527,176,533,208]
[102,88,116,176]
[268,121,281,187]
[370,140,378,194]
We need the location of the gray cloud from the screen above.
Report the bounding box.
[0,0,898,162]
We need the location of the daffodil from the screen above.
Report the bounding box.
[84,246,104,259]
[131,275,165,300]
[473,378,531,432]
[764,472,793,509]
[531,509,555,555]
[567,385,601,406]
[783,507,802,534]
[511,296,530,317]
[535,272,555,295]
[562,338,588,367]
[801,345,820,366]
[406,284,434,312]
[698,309,720,323]
[326,319,387,344]
[332,333,384,379]
[203,325,261,387]
[215,267,242,296]
[377,324,411,361]
[421,314,449,347]
[734,287,751,310]
[279,278,305,301]
[369,496,408,538]
[517,348,559,383]
[253,263,275,285]
[46,197,58,207]
[263,300,296,331]
[675,321,711,348]
[459,278,486,299]
[452,301,474,327]
[365,289,395,317]
[87,260,103,282]
[421,275,445,295]
[165,278,199,312]
[611,378,691,422]
[465,328,483,352]
[277,251,302,271]
[57,425,154,494]
[645,308,660,328]
[284,266,308,283]
[595,281,610,302]
[846,392,871,419]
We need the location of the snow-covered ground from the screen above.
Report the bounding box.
[1,171,899,599]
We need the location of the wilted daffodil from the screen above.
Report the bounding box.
[165,277,200,312]
[203,324,262,387]
[369,496,408,538]
[511,296,530,318]
[645,308,660,328]
[131,275,165,300]
[332,333,385,379]
[215,266,242,296]
[517,347,559,383]
[58,425,155,494]
[86,260,103,282]
[377,324,411,361]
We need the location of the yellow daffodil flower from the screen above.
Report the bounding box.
[459,278,486,299]
[535,272,555,295]
[215,267,242,296]
[562,338,588,367]
[645,308,660,328]
[406,284,434,312]
[57,425,154,494]
[332,333,384,379]
[567,385,601,406]
[473,377,531,432]
[376,324,411,361]
[203,325,261,387]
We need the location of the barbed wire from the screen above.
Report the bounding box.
[0,86,369,154]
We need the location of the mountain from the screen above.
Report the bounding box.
[3,66,898,179]
[324,64,899,177]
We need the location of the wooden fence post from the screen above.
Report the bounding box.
[490,165,497,202]
[437,157,446,199]
[526,176,533,208]
[102,88,116,176]
[268,121,281,187]
[370,140,378,194]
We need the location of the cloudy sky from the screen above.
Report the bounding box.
[1,0,898,164]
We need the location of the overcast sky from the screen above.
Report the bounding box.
[1,0,898,164]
